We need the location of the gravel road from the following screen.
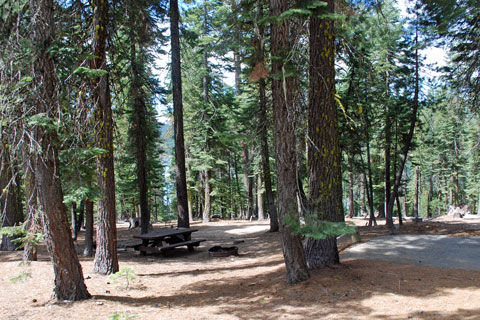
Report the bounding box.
[342,234,480,271]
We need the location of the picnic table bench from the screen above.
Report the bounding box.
[133,227,205,256]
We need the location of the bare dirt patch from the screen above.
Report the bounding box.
[1,218,480,319]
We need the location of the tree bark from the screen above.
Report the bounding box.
[304,0,344,269]
[269,0,310,284]
[257,173,265,220]
[29,0,90,300]
[91,0,119,275]
[171,0,189,228]
[83,199,94,257]
[413,166,419,219]
[72,202,78,241]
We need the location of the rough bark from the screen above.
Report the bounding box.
[269,0,310,284]
[304,0,344,269]
[30,0,90,300]
[92,0,119,274]
[83,200,94,257]
[171,0,189,228]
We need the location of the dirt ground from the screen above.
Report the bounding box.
[1,217,480,320]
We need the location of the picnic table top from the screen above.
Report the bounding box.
[133,228,198,240]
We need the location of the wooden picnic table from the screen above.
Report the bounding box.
[133,227,205,256]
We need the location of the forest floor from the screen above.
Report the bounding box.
[1,216,480,319]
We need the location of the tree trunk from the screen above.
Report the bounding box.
[427,168,433,218]
[91,0,119,275]
[413,166,419,219]
[241,142,253,219]
[171,0,189,229]
[360,174,366,217]
[269,0,310,284]
[364,109,377,227]
[23,158,38,261]
[201,2,211,224]
[304,0,344,269]
[29,0,90,300]
[396,194,403,225]
[255,0,278,230]
[384,72,392,221]
[257,173,265,220]
[83,200,94,257]
[128,22,150,235]
[72,202,78,241]
[203,169,211,223]
[348,171,354,218]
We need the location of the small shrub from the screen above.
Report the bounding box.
[108,266,136,289]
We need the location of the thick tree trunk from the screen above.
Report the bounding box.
[29,0,90,300]
[269,0,310,284]
[83,199,94,257]
[92,0,119,275]
[171,0,189,229]
[304,0,344,269]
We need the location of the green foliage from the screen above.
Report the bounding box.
[108,312,138,320]
[284,213,356,240]
[8,262,32,283]
[0,224,44,251]
[26,113,57,132]
[108,266,136,289]
[72,66,108,79]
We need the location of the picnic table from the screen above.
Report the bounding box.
[133,227,205,256]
